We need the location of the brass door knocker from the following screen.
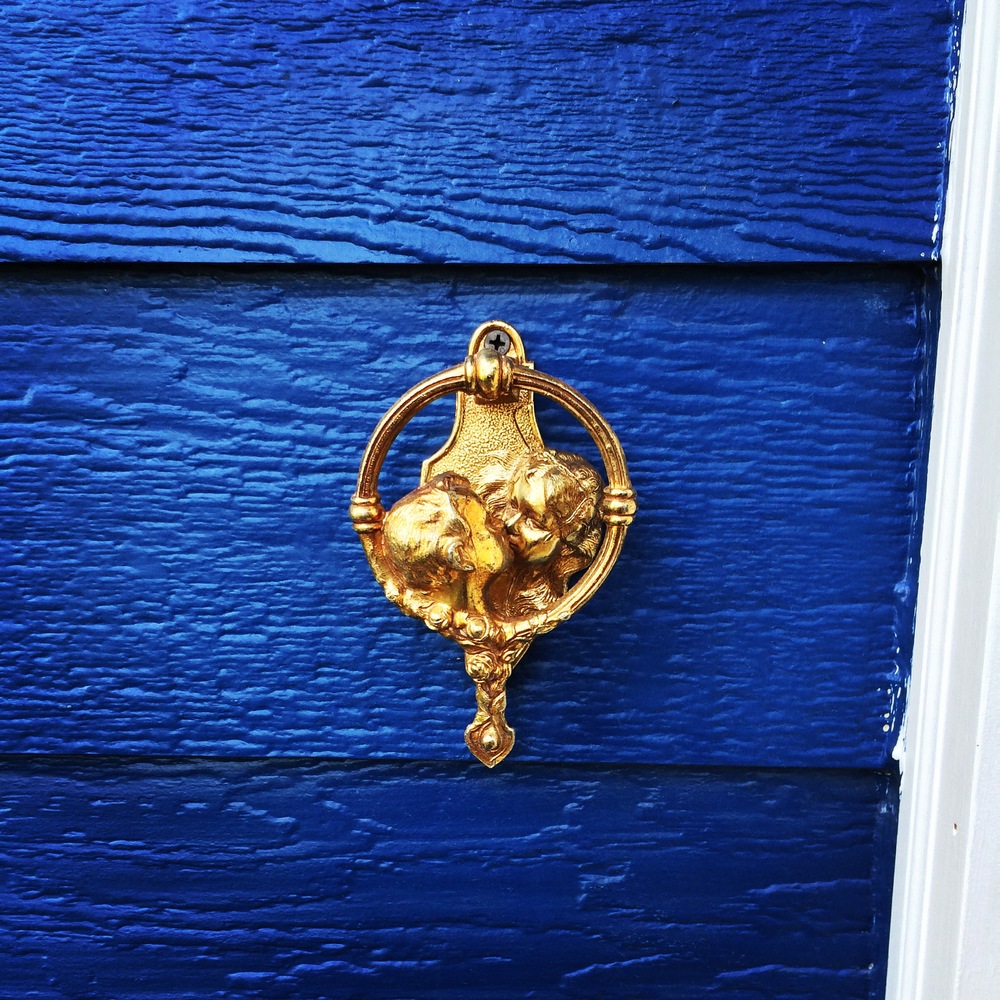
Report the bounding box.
[350,321,636,766]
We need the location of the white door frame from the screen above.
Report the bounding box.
[886,0,1000,996]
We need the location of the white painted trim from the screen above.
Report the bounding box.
[885,0,1000,996]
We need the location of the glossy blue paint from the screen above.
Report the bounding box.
[0,758,896,1000]
[0,1,961,993]
[0,265,932,769]
[0,0,959,264]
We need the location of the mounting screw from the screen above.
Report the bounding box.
[484,329,511,355]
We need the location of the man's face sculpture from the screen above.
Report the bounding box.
[382,473,509,599]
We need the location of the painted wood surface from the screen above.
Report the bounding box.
[0,0,957,265]
[0,759,897,1000]
[0,265,932,768]
[887,2,1000,993]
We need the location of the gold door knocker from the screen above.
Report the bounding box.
[350,321,636,766]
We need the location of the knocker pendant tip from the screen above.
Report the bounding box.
[351,321,634,766]
[465,715,516,769]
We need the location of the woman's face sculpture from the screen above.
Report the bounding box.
[504,464,563,564]
[502,452,599,566]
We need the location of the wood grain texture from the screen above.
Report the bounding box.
[0,759,897,1000]
[0,266,932,767]
[0,0,958,264]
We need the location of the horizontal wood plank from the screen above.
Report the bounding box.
[0,0,957,264]
[0,759,897,1000]
[0,266,930,767]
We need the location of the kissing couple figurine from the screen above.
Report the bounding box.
[381,448,601,626]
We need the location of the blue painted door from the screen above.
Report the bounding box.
[0,3,957,997]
